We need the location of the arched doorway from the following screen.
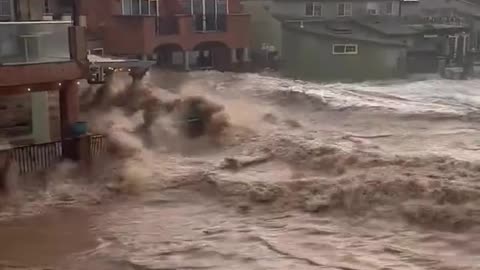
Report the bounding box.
[154,43,184,68]
[192,41,230,71]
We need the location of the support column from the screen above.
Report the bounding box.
[31,91,51,144]
[231,48,238,64]
[184,51,191,71]
[437,56,447,78]
[243,48,250,62]
[59,80,79,161]
[59,80,79,139]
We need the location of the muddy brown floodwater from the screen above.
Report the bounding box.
[1,71,480,270]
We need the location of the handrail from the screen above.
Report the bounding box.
[0,135,108,175]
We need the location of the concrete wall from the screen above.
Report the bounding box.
[270,0,400,19]
[242,0,282,54]
[281,27,407,81]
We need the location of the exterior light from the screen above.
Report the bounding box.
[58,82,62,86]
[27,88,31,92]
[128,69,131,72]
[76,81,81,85]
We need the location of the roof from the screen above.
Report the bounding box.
[355,19,419,35]
[282,20,407,47]
[408,23,469,31]
[355,17,468,36]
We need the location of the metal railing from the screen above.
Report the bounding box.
[193,14,227,32]
[90,134,107,158]
[6,140,63,174]
[0,21,72,65]
[0,134,108,175]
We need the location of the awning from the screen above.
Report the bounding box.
[87,54,155,69]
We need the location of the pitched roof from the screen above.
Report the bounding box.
[355,19,419,35]
[355,18,468,35]
[282,20,407,46]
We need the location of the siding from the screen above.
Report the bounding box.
[401,0,480,17]
[270,0,400,19]
[281,27,407,81]
[242,0,282,53]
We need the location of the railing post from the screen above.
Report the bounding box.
[0,151,12,194]
[76,135,92,168]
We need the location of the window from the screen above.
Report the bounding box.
[141,0,149,15]
[332,44,358,55]
[132,0,140,14]
[385,1,394,15]
[305,2,322,17]
[149,0,158,15]
[122,0,159,15]
[366,2,379,15]
[217,0,228,14]
[0,0,12,20]
[337,2,352,17]
[44,0,50,14]
[180,0,192,14]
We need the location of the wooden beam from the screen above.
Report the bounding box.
[0,82,62,96]
[0,62,85,88]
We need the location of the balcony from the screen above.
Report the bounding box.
[192,14,227,32]
[0,21,72,65]
[105,13,250,55]
[0,21,87,88]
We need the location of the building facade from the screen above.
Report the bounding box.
[270,0,401,18]
[78,0,251,71]
[281,20,408,81]
[0,0,86,146]
[401,0,480,64]
[242,0,282,68]
[245,0,471,80]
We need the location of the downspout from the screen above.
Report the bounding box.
[399,0,402,17]
[27,0,31,20]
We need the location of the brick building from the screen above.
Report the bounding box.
[78,0,251,70]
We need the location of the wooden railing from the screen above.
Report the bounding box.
[8,140,63,174]
[90,134,107,158]
[0,134,107,175]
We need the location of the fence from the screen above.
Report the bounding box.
[0,134,107,175]
[90,134,107,158]
[7,140,63,174]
